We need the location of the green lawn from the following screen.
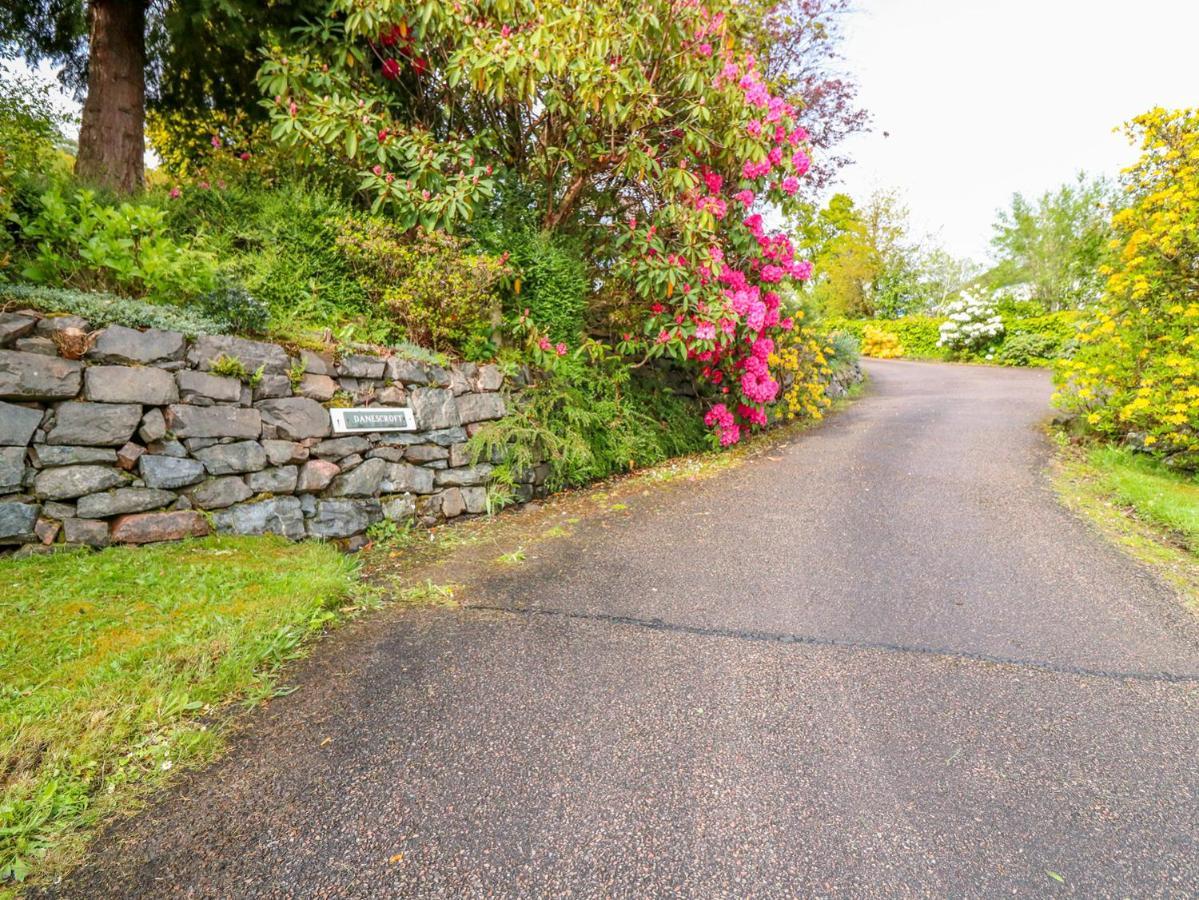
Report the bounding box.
[1054,439,1199,606]
[1088,446,1199,552]
[0,537,360,890]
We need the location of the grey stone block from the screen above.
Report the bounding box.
[337,354,386,379]
[188,334,289,374]
[381,493,416,522]
[476,364,504,391]
[0,501,40,543]
[306,498,382,539]
[262,439,307,466]
[455,392,506,424]
[367,446,406,463]
[0,313,37,346]
[30,445,118,467]
[193,440,267,475]
[139,408,167,443]
[246,465,298,494]
[84,366,178,406]
[14,337,57,356]
[252,374,292,401]
[296,373,337,402]
[0,446,25,493]
[404,444,449,463]
[35,315,89,334]
[325,457,386,497]
[440,487,466,518]
[46,402,142,447]
[449,368,472,396]
[145,439,188,458]
[87,324,185,365]
[77,487,176,518]
[176,370,242,404]
[63,517,109,547]
[298,348,331,376]
[311,436,370,460]
[139,455,207,489]
[384,357,431,385]
[434,463,493,488]
[42,500,76,519]
[409,387,461,430]
[34,465,125,500]
[211,496,306,539]
[255,397,330,440]
[462,486,488,514]
[190,476,253,510]
[165,404,261,439]
[0,401,42,445]
[380,462,435,495]
[0,349,82,400]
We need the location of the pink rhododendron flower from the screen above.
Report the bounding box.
[555,342,567,356]
[695,321,716,340]
[746,119,762,137]
[698,42,713,57]
[791,149,811,174]
[703,171,723,194]
[538,337,553,351]
[781,176,800,196]
[733,189,755,206]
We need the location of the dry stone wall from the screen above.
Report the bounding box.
[0,309,538,553]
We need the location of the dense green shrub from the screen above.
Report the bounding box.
[336,219,507,356]
[823,329,861,372]
[1004,310,1080,350]
[162,183,368,334]
[0,284,226,336]
[995,332,1059,367]
[824,315,945,358]
[828,311,1079,365]
[16,186,218,302]
[0,70,72,270]
[196,281,270,334]
[469,355,707,497]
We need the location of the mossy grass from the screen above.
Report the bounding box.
[1052,435,1199,607]
[0,536,361,891]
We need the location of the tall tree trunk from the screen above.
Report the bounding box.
[74,0,145,194]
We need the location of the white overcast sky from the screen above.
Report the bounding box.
[833,0,1199,262]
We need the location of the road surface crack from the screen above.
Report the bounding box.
[465,602,1199,685]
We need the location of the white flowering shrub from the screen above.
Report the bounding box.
[938,291,1004,352]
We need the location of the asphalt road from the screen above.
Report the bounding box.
[55,360,1199,898]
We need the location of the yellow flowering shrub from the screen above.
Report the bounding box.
[1054,108,1199,462]
[770,326,834,421]
[861,325,903,359]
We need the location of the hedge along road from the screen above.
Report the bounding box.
[51,359,1199,897]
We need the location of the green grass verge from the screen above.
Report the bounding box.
[1053,438,1199,606]
[1087,446,1199,551]
[0,536,361,892]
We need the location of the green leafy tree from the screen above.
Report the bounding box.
[0,1,317,193]
[796,190,928,318]
[986,173,1113,310]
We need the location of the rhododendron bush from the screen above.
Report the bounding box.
[259,0,825,445]
[1054,108,1199,463]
